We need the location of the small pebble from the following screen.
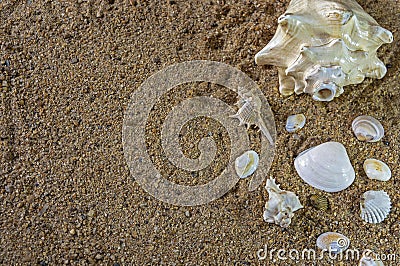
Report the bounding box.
[5,185,13,192]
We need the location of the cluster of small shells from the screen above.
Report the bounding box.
[255,0,393,101]
[253,0,395,262]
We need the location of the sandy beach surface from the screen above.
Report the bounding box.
[1,0,399,265]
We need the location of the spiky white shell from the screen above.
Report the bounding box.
[285,114,306,132]
[316,232,350,254]
[352,115,384,142]
[294,142,355,192]
[235,150,259,179]
[255,0,393,101]
[363,159,391,181]
[230,88,274,145]
[360,190,391,224]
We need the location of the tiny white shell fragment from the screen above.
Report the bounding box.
[360,190,391,224]
[235,150,259,179]
[294,142,355,192]
[285,114,306,132]
[359,255,384,266]
[352,115,384,142]
[363,159,391,181]
[316,232,350,254]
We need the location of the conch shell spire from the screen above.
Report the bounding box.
[255,0,393,101]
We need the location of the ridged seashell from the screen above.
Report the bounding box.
[316,232,350,254]
[363,159,391,181]
[263,178,303,228]
[235,150,259,179]
[309,194,329,211]
[230,87,273,145]
[294,142,355,192]
[285,114,306,132]
[255,0,393,101]
[360,190,391,224]
[352,115,384,142]
[359,255,384,266]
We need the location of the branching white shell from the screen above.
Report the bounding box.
[255,0,393,101]
[352,115,384,142]
[316,232,350,254]
[363,159,391,181]
[235,150,259,179]
[285,114,306,132]
[294,142,355,192]
[360,190,391,224]
[263,178,303,228]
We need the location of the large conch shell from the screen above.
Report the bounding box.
[263,178,303,228]
[255,0,393,101]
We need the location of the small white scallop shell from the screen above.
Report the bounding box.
[352,115,384,142]
[316,232,350,254]
[359,255,384,266]
[360,190,391,224]
[363,159,391,181]
[235,150,259,179]
[294,142,355,192]
[285,114,306,132]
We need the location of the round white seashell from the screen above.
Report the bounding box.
[359,255,384,266]
[352,115,384,142]
[360,190,391,224]
[235,150,259,179]
[363,159,391,181]
[285,114,306,133]
[316,232,350,254]
[294,142,355,192]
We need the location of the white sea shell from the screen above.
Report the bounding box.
[316,232,350,254]
[285,114,306,132]
[255,0,393,101]
[359,255,384,266]
[230,87,274,145]
[294,142,355,192]
[263,178,303,228]
[360,190,391,224]
[363,159,391,181]
[352,115,384,142]
[235,150,259,179]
